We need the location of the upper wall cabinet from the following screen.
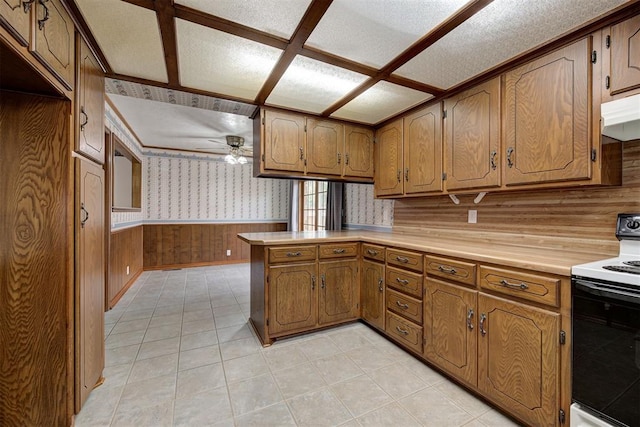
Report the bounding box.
[343,125,374,179]
[444,78,500,192]
[306,118,343,176]
[374,119,403,197]
[76,36,105,164]
[404,104,443,195]
[0,0,31,46]
[609,14,640,95]
[504,38,591,187]
[261,109,306,173]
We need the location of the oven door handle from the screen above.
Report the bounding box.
[574,279,640,304]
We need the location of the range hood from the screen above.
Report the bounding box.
[601,94,640,141]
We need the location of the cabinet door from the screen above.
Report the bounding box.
[344,125,374,179]
[306,118,343,176]
[361,260,384,330]
[31,0,74,90]
[444,77,500,191]
[262,110,306,173]
[504,38,590,186]
[374,119,403,197]
[77,37,105,164]
[0,0,31,45]
[404,103,443,194]
[75,157,105,410]
[610,14,640,94]
[424,279,477,387]
[319,259,359,324]
[268,263,317,335]
[477,293,559,427]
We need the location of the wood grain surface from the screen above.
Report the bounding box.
[109,225,143,308]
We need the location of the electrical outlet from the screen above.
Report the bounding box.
[126,265,130,275]
[226,249,231,256]
[468,210,477,224]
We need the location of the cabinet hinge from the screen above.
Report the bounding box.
[591,50,597,64]
[591,148,597,162]
[262,117,265,125]
[559,409,566,424]
[605,75,610,90]
[266,274,269,284]
[559,330,566,345]
[442,172,447,181]
[605,35,610,49]
[304,124,307,132]
[266,318,269,326]
[443,110,447,119]
[262,154,265,162]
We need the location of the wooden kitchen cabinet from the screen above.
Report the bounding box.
[374,119,403,197]
[343,125,374,179]
[477,293,560,427]
[0,0,31,45]
[609,14,640,94]
[261,109,306,173]
[268,262,317,336]
[306,118,343,176]
[424,278,477,388]
[76,36,104,163]
[504,38,590,186]
[444,77,501,191]
[403,103,443,195]
[361,259,385,330]
[318,259,359,324]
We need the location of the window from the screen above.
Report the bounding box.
[111,133,142,211]
[301,180,328,231]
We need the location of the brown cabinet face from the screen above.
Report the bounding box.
[306,118,343,176]
[477,294,559,427]
[424,279,477,387]
[385,311,422,353]
[374,119,403,197]
[318,259,359,325]
[361,260,385,330]
[444,77,501,191]
[344,125,374,179]
[610,15,640,94]
[404,104,443,195]
[268,263,317,335]
[77,37,105,164]
[262,110,306,173]
[504,38,590,186]
[0,0,31,45]
[31,0,74,90]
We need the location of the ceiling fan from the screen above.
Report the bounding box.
[197,135,249,164]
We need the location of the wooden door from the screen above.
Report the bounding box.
[77,37,105,164]
[0,0,31,45]
[344,125,374,179]
[306,118,343,176]
[76,157,105,410]
[374,119,403,197]
[477,293,559,427]
[262,110,306,173]
[504,38,590,186]
[610,14,640,94]
[268,263,317,335]
[444,77,500,191]
[361,260,384,330]
[31,0,74,90]
[319,259,359,324]
[404,103,443,194]
[424,279,477,387]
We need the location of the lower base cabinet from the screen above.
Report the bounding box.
[319,259,359,324]
[268,263,317,336]
[360,259,385,330]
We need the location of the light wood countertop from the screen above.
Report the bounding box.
[238,230,616,276]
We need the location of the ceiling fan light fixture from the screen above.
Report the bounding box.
[224,135,248,165]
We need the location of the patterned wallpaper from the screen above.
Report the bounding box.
[344,183,394,230]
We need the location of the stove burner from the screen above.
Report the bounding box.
[623,260,640,267]
[603,265,640,275]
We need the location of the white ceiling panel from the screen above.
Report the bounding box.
[394,0,629,89]
[331,81,432,124]
[176,19,283,100]
[266,55,369,114]
[174,0,313,39]
[306,0,469,68]
[74,0,168,82]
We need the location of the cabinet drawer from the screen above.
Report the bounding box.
[362,243,385,262]
[386,248,423,272]
[386,266,423,299]
[479,266,560,307]
[386,288,422,325]
[386,312,422,354]
[319,243,358,259]
[268,246,317,263]
[425,255,476,286]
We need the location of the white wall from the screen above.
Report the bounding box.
[344,183,394,230]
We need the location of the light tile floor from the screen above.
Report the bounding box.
[76,264,521,427]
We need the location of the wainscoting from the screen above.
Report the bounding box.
[109,225,143,309]
[143,222,287,270]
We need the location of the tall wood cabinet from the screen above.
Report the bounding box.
[77,36,105,163]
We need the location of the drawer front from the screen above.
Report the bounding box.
[268,245,317,263]
[386,312,422,353]
[362,243,385,262]
[386,266,423,299]
[479,266,560,307]
[386,288,422,324]
[425,255,477,286]
[319,243,358,259]
[387,248,423,272]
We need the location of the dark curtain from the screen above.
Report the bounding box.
[326,182,344,230]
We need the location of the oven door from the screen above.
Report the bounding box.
[572,277,640,427]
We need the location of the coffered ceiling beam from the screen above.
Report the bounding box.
[154,0,180,86]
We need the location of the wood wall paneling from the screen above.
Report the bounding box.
[108,225,143,308]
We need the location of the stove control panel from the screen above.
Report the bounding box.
[616,213,640,240]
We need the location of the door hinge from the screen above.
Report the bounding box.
[442,172,447,181]
[605,75,610,90]
[262,154,265,162]
[559,330,566,345]
[262,116,265,125]
[266,318,269,326]
[304,124,307,132]
[443,110,447,119]
[591,50,597,64]
[559,409,566,424]
[591,148,597,162]
[605,35,610,49]
[266,274,269,284]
